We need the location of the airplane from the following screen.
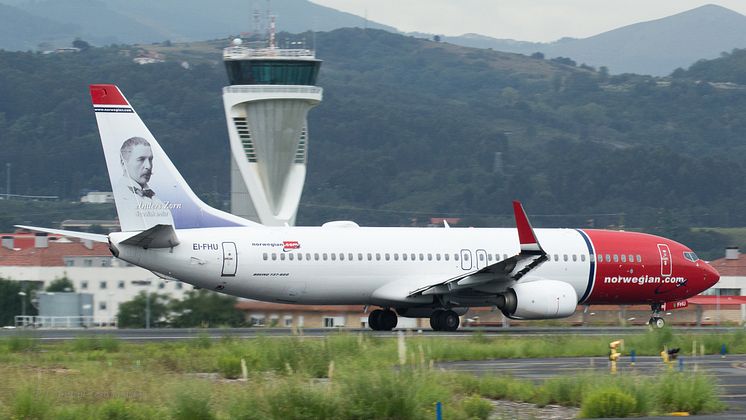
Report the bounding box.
[17,84,720,331]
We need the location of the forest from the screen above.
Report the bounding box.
[2,28,746,258]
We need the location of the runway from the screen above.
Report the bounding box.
[0,326,743,341]
[440,354,746,417]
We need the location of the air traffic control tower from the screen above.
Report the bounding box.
[222,30,322,226]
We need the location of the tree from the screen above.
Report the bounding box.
[116,291,170,328]
[72,38,90,50]
[170,290,244,328]
[46,276,74,292]
[0,278,36,326]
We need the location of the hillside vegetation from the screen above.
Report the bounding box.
[2,29,746,257]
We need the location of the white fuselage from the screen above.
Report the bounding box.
[112,226,591,307]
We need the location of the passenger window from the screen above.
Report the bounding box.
[411,253,416,261]
[444,254,449,261]
[597,254,602,262]
[349,253,353,261]
[628,254,634,263]
[280,254,286,261]
[478,253,484,261]
[339,253,344,261]
[436,254,441,261]
[306,253,311,260]
[605,254,611,263]
[621,255,626,263]
[298,253,303,261]
[358,253,363,261]
[554,254,559,262]
[323,253,328,261]
[581,255,586,262]
[503,254,509,260]
[563,254,568,262]
[271,253,277,261]
[385,253,391,261]
[331,253,336,261]
[428,253,433,261]
[376,253,381,261]
[613,254,619,262]
[402,253,408,261]
[572,255,577,262]
[263,253,268,261]
[464,253,469,261]
[394,253,399,261]
[488,254,493,262]
[314,253,319,261]
[419,253,424,261]
[454,253,459,261]
[636,255,642,263]
[288,254,294,261]
[367,253,372,261]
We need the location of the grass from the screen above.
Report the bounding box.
[0,329,734,418]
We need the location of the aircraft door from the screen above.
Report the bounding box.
[460,249,472,270]
[657,244,672,277]
[222,242,238,277]
[475,249,488,270]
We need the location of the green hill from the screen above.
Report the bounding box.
[2,28,746,258]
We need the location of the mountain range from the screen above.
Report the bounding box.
[432,4,746,76]
[2,2,746,76]
[0,0,394,50]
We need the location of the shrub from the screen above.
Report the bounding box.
[98,399,141,420]
[172,389,215,420]
[6,335,39,352]
[12,386,52,420]
[461,395,493,420]
[217,354,242,379]
[266,381,342,420]
[69,335,120,352]
[580,387,637,418]
[656,373,725,414]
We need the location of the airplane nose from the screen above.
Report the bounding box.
[702,262,720,289]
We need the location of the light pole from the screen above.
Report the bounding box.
[18,291,26,327]
[145,291,151,329]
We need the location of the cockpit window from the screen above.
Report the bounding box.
[683,252,699,262]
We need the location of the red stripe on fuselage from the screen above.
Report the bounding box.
[582,229,703,304]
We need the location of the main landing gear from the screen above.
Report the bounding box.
[430,309,460,332]
[648,303,665,328]
[368,308,398,331]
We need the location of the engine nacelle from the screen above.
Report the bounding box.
[497,280,578,320]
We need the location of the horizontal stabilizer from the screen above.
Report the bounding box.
[14,225,108,243]
[120,224,179,249]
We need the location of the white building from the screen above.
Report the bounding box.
[80,191,114,204]
[0,232,190,326]
[222,35,322,226]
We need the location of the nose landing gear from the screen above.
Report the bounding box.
[648,303,665,328]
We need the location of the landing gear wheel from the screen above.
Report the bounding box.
[368,309,384,331]
[441,310,460,332]
[648,303,665,329]
[648,317,665,329]
[381,309,398,331]
[430,310,444,331]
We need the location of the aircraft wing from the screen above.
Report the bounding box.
[406,201,548,298]
[14,225,108,243]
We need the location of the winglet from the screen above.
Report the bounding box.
[513,201,543,254]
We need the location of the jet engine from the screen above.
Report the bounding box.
[496,280,578,319]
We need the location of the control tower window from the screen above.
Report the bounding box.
[225,60,321,85]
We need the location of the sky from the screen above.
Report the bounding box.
[309,0,746,42]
